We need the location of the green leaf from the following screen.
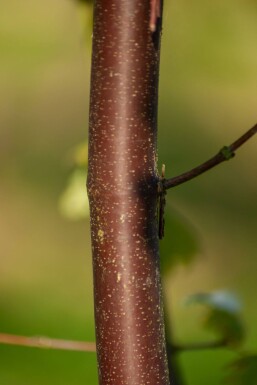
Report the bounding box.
[160,204,199,275]
[225,355,257,385]
[59,169,89,220]
[186,291,245,347]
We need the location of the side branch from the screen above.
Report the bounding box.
[164,124,257,190]
[0,333,96,353]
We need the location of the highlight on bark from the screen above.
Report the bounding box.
[150,0,161,32]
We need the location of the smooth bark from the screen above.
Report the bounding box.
[87,0,170,384]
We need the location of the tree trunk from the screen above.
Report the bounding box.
[87,1,170,384]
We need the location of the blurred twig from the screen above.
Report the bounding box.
[0,333,96,353]
[164,123,257,190]
[170,339,227,354]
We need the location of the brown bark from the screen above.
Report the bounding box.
[87,0,170,384]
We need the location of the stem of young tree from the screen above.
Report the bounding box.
[87,1,170,384]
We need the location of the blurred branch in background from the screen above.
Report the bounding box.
[0,333,96,353]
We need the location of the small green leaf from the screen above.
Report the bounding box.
[225,355,257,385]
[160,204,199,275]
[185,291,245,346]
[59,169,89,220]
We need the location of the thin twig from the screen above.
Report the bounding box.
[169,339,227,354]
[0,333,96,353]
[164,124,257,190]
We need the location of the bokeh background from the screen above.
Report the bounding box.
[0,0,256,384]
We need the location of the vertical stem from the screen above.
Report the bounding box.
[87,0,170,384]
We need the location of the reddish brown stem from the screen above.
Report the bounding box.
[87,0,170,384]
[0,333,96,352]
[164,123,257,190]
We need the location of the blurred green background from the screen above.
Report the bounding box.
[0,0,256,384]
